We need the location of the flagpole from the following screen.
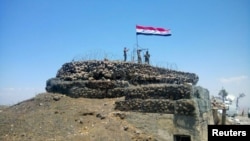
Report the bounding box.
[135,34,139,63]
[136,34,139,49]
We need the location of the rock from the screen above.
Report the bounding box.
[53,96,60,101]
[96,113,105,120]
[113,112,126,119]
[21,133,26,137]
[79,118,83,124]
[123,126,129,131]
[82,112,95,116]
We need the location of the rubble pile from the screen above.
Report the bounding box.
[46,60,210,116]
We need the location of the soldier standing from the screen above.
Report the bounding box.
[123,47,129,62]
[137,49,142,64]
[144,50,150,64]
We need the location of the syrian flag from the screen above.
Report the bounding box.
[136,25,171,36]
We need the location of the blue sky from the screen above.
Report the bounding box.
[0,0,249,108]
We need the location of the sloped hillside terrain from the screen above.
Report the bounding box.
[0,93,160,141]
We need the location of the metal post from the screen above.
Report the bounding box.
[212,108,219,125]
[136,34,139,63]
[136,34,139,49]
[221,108,226,125]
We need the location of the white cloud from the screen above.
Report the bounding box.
[216,75,250,108]
[219,75,248,84]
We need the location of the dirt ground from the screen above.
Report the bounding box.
[0,93,158,141]
[2,93,248,141]
[228,115,250,125]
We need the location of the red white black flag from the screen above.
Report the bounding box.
[136,25,171,36]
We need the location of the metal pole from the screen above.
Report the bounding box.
[222,108,226,125]
[136,34,139,63]
[212,108,219,125]
[136,34,139,49]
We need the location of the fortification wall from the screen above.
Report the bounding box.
[46,60,210,117]
[54,60,199,85]
[115,99,197,116]
[115,85,210,117]
[46,60,198,97]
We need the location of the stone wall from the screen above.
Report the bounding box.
[114,85,209,116]
[125,84,192,100]
[55,60,199,85]
[46,61,210,116]
[46,60,198,98]
[115,99,197,116]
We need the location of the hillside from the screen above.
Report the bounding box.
[0,93,160,141]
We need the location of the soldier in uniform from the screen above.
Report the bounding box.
[123,47,129,62]
[144,50,150,64]
[137,49,142,64]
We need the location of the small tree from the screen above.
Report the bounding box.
[236,93,245,109]
[218,88,228,103]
